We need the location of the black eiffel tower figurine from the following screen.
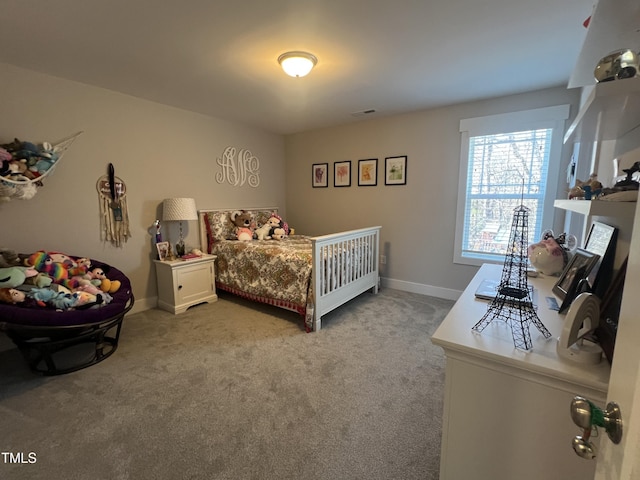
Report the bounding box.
[472,204,552,350]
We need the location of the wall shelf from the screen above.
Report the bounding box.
[564,77,640,147]
[554,198,638,217]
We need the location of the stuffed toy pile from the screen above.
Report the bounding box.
[0,249,120,311]
[0,138,60,183]
[230,211,290,241]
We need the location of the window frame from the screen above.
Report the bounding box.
[454,105,570,266]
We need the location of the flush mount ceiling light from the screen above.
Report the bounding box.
[277,51,317,77]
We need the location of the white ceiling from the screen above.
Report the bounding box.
[0,0,596,135]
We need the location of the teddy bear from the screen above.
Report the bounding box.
[230,210,255,241]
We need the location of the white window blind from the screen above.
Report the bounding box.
[454,105,569,266]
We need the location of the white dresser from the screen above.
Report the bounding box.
[431,263,610,480]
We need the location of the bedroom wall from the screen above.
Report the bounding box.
[284,86,582,298]
[0,62,285,312]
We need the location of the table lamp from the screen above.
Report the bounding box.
[162,197,198,257]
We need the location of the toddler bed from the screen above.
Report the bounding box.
[199,208,380,331]
[0,258,134,375]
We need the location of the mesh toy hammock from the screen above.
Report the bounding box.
[0,131,83,202]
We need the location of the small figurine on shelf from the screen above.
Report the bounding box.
[166,244,176,261]
[154,220,162,243]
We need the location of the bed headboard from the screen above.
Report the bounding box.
[198,207,279,254]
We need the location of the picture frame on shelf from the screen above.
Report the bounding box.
[156,241,170,261]
[312,163,328,188]
[334,160,351,187]
[553,248,599,306]
[358,158,378,186]
[384,156,407,185]
[584,221,617,296]
[595,257,627,364]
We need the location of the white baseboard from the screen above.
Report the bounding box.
[129,296,157,316]
[381,277,462,301]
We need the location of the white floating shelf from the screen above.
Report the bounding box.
[564,77,640,146]
[554,199,637,218]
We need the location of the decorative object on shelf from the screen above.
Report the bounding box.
[568,173,603,199]
[527,230,576,276]
[384,156,407,185]
[472,204,552,351]
[312,163,328,188]
[96,165,130,247]
[156,241,169,261]
[583,222,617,298]
[557,292,603,364]
[0,131,82,202]
[358,158,378,186]
[162,197,198,257]
[594,49,639,83]
[215,146,260,187]
[552,248,600,303]
[594,257,627,364]
[334,160,351,187]
[154,220,162,243]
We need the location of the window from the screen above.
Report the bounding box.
[454,105,570,266]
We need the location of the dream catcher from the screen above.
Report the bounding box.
[96,163,131,247]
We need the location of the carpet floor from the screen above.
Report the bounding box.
[0,288,453,480]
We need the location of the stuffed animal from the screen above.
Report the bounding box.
[230,210,255,241]
[266,213,289,236]
[0,266,39,288]
[88,266,121,293]
[28,288,77,310]
[254,222,272,240]
[24,250,68,284]
[269,227,287,240]
[0,248,21,268]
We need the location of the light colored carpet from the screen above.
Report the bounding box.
[0,288,453,480]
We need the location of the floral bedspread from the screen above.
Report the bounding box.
[211,237,313,318]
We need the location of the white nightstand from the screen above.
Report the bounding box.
[154,255,217,314]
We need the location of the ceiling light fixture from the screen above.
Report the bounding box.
[278,51,317,78]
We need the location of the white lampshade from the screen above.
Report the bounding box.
[162,198,197,222]
[278,51,317,78]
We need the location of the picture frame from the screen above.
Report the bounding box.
[358,158,378,186]
[334,160,351,187]
[156,241,170,261]
[595,257,627,364]
[553,248,600,302]
[385,156,407,185]
[312,163,328,188]
[584,222,617,296]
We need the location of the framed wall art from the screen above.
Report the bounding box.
[358,158,378,186]
[312,163,328,188]
[385,156,407,185]
[334,161,351,187]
